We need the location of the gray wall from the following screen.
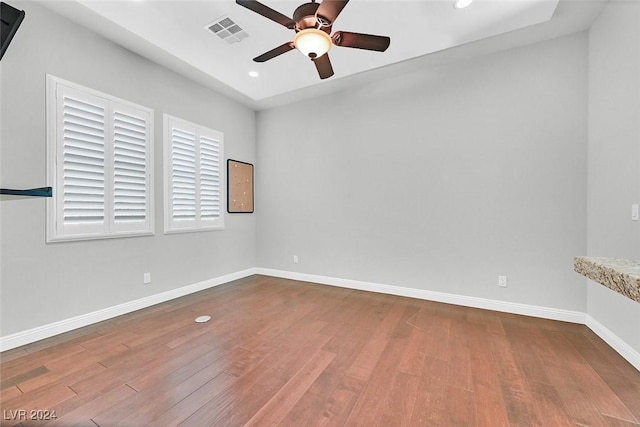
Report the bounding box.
[256,33,588,312]
[0,1,256,335]
[587,1,640,352]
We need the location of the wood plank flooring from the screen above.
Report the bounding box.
[1,275,639,426]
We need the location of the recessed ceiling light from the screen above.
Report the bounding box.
[454,0,473,9]
[248,71,259,78]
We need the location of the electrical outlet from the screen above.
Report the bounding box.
[293,255,299,264]
[632,204,639,221]
[498,276,507,288]
[143,272,151,284]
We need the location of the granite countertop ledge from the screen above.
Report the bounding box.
[574,257,640,303]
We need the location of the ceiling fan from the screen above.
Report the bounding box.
[236,0,391,79]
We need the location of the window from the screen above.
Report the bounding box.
[46,75,154,242]
[163,114,224,233]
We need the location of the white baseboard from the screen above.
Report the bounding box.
[256,268,639,371]
[3,267,638,372]
[256,268,586,324]
[585,315,640,371]
[0,268,258,352]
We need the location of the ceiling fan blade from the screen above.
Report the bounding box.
[236,0,296,29]
[316,0,349,25]
[332,31,390,52]
[253,42,295,62]
[312,53,334,79]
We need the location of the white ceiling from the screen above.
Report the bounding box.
[41,0,607,110]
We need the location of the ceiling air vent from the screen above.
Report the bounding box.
[206,16,249,45]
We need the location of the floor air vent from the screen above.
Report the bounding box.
[206,16,249,44]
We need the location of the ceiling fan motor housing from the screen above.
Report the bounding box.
[293,2,330,33]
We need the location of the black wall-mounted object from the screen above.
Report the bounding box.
[1,187,52,199]
[0,3,46,201]
[1,187,52,197]
[1,1,25,61]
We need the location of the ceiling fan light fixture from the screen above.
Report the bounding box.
[293,28,332,59]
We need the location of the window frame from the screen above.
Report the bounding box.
[163,114,225,234]
[46,75,155,242]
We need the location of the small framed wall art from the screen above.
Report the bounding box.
[227,159,254,213]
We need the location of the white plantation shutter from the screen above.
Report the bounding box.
[199,134,221,220]
[61,95,106,228]
[47,76,154,242]
[112,109,148,227]
[171,128,197,220]
[164,115,224,232]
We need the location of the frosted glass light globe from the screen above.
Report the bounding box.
[294,29,332,58]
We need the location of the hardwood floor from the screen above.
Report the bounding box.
[1,275,639,426]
